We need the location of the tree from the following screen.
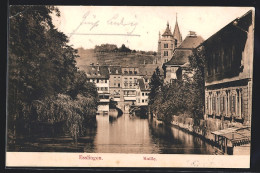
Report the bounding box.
[187,46,206,124]
[148,47,206,125]
[7,5,99,145]
[118,44,131,52]
[148,67,163,107]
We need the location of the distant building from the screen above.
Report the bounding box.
[136,78,150,106]
[163,31,204,83]
[158,17,182,64]
[108,65,123,109]
[203,10,254,125]
[121,67,141,111]
[81,64,110,115]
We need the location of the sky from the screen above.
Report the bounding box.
[52,6,254,51]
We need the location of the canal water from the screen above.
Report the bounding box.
[82,113,218,154]
[9,113,219,154]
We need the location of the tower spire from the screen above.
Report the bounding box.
[173,13,182,44]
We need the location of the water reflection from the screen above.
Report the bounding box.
[9,111,218,154]
[84,113,217,154]
[149,121,216,154]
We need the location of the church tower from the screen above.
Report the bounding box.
[159,22,174,64]
[173,14,182,47]
[158,15,182,64]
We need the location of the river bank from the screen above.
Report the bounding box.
[168,115,250,155]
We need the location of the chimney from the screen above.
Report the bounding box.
[189,31,196,37]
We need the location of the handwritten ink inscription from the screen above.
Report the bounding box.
[107,14,138,34]
[70,11,139,37]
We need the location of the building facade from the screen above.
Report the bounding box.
[136,78,150,106]
[81,65,110,115]
[121,67,141,111]
[203,10,254,125]
[108,66,124,109]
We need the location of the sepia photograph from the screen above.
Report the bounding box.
[6,5,254,167]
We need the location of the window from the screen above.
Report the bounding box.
[97,79,99,83]
[114,76,117,79]
[164,44,168,48]
[164,51,168,56]
[212,96,216,112]
[232,95,236,113]
[129,71,133,74]
[145,79,148,82]
[220,96,224,113]
[142,99,144,103]
[229,95,232,113]
[142,93,144,96]
[175,39,178,47]
[118,84,120,87]
[145,93,148,96]
[105,80,107,83]
[134,71,137,74]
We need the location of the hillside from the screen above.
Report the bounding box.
[76,47,161,67]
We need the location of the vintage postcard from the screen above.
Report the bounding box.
[6,6,254,168]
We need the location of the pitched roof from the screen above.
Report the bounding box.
[138,64,163,76]
[202,10,252,47]
[162,23,173,37]
[137,79,145,91]
[79,65,109,79]
[179,35,204,49]
[164,49,193,66]
[108,66,122,75]
[138,78,149,91]
[173,20,182,42]
[165,34,204,66]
